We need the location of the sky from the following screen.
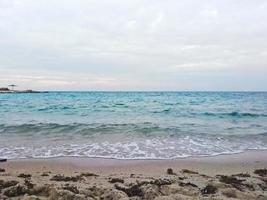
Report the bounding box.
[0,0,267,91]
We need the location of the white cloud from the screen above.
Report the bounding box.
[0,0,266,90]
[200,7,218,17]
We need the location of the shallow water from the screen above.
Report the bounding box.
[0,92,267,159]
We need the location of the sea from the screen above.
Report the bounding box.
[0,92,266,160]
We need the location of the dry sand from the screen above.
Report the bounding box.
[0,150,267,199]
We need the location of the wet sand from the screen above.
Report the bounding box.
[1,150,267,199]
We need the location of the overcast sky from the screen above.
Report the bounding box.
[0,0,267,91]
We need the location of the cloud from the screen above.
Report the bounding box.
[200,7,218,17]
[0,0,267,90]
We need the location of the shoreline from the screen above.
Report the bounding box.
[2,149,267,175]
[5,148,267,161]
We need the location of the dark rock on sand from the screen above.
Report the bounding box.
[258,183,267,191]
[254,169,267,177]
[3,184,28,197]
[260,177,267,184]
[109,177,124,184]
[218,175,244,185]
[80,172,98,177]
[0,180,19,191]
[201,184,218,195]
[182,169,198,174]
[152,178,174,186]
[167,168,175,175]
[135,178,173,188]
[40,172,49,177]
[257,178,267,191]
[24,178,34,189]
[233,173,251,177]
[50,174,83,182]
[0,168,5,173]
[115,183,144,197]
[63,184,79,194]
[0,159,7,163]
[115,179,174,199]
[218,175,254,191]
[18,173,32,178]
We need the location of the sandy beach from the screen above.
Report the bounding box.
[1,150,267,199]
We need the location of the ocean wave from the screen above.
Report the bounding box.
[0,123,165,136]
[1,122,267,138]
[152,108,171,113]
[1,123,267,159]
[203,111,267,118]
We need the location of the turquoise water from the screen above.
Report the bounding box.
[0,92,267,159]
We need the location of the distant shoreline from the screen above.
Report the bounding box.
[0,90,46,94]
[1,90,267,93]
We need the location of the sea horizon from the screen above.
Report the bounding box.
[18,90,267,92]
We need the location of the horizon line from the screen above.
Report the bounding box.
[32,90,267,92]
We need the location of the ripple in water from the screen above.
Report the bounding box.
[0,92,267,159]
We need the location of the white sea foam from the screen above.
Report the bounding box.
[1,136,267,160]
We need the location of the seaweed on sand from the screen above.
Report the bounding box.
[50,174,83,182]
[254,169,267,177]
[201,184,218,195]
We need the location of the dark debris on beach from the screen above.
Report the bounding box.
[18,173,32,179]
[254,169,267,177]
[0,168,267,199]
[50,174,83,182]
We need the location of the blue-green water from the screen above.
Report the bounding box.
[0,92,267,159]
